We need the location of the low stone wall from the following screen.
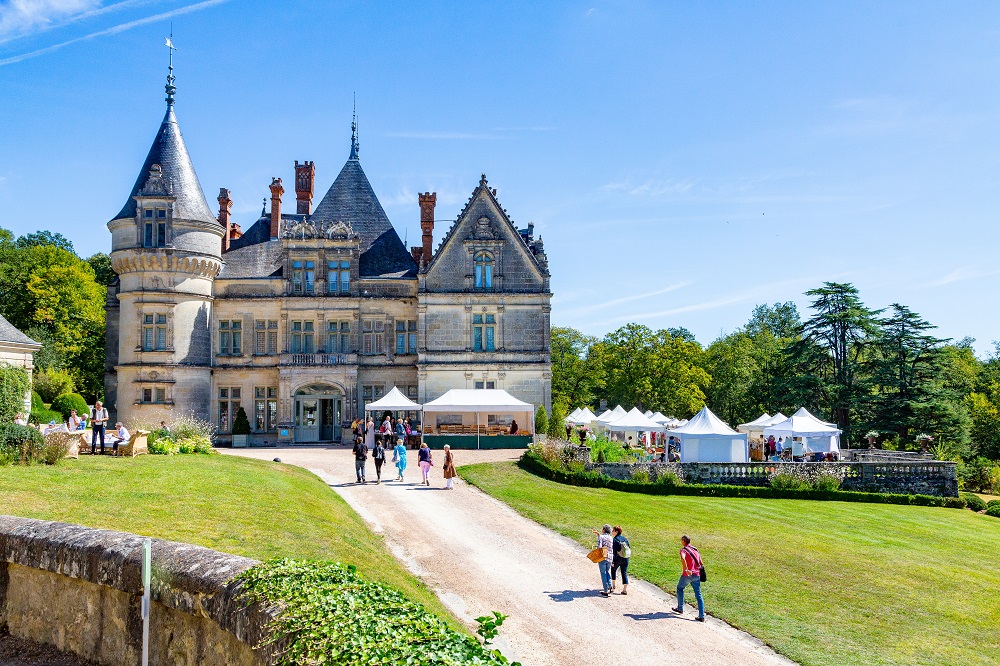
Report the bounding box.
[0,516,279,666]
[588,461,958,497]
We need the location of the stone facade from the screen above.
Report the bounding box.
[104,83,551,444]
[0,313,41,413]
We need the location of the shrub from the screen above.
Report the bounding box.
[32,368,75,403]
[985,504,1000,519]
[770,472,812,491]
[961,493,987,512]
[231,407,251,436]
[813,470,843,492]
[987,500,1000,511]
[630,469,651,483]
[41,435,74,465]
[30,390,44,411]
[0,363,31,424]
[654,469,685,487]
[236,559,519,666]
[170,416,217,443]
[149,438,179,455]
[0,424,45,464]
[176,435,214,454]
[534,406,548,436]
[29,407,64,426]
[958,458,1000,494]
[596,448,607,463]
[942,496,967,509]
[50,392,89,421]
[547,403,566,439]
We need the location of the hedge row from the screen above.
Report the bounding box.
[238,559,518,666]
[520,452,968,509]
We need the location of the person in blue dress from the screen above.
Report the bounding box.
[393,437,408,482]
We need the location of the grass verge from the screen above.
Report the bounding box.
[460,460,1000,666]
[0,455,453,623]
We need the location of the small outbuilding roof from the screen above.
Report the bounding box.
[0,314,40,348]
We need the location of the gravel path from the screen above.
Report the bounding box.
[226,446,794,666]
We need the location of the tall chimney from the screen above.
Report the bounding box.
[269,178,284,239]
[419,192,436,268]
[294,160,315,215]
[218,188,233,253]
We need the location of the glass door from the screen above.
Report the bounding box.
[320,399,334,441]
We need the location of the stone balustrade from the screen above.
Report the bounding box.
[0,516,277,666]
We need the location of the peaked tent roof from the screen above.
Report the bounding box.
[566,408,582,421]
[310,153,417,278]
[0,313,40,348]
[598,405,627,424]
[113,107,216,224]
[423,389,533,413]
[763,408,842,437]
[762,412,788,426]
[650,412,670,423]
[671,407,741,436]
[570,407,598,423]
[738,413,772,431]
[607,407,666,432]
[365,386,422,411]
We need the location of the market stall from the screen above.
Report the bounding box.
[364,387,423,446]
[672,406,749,462]
[763,408,842,460]
[606,407,667,449]
[421,389,535,449]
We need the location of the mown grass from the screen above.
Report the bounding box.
[460,461,1000,666]
[0,455,454,623]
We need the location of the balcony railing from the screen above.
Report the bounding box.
[281,353,355,366]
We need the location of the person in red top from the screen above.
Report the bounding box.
[672,535,705,621]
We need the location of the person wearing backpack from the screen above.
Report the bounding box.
[672,535,705,621]
[90,401,109,455]
[372,439,386,484]
[610,526,631,595]
[352,436,369,484]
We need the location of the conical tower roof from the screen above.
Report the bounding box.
[112,104,215,224]
[310,143,416,277]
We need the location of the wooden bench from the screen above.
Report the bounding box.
[113,431,149,458]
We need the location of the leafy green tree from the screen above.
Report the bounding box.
[16,230,75,253]
[551,327,600,410]
[535,405,548,435]
[0,364,31,424]
[24,325,66,370]
[966,392,1000,460]
[746,301,801,339]
[86,253,116,287]
[785,282,880,443]
[547,402,567,439]
[32,368,75,403]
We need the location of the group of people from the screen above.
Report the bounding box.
[591,526,706,622]
[15,401,135,455]
[350,414,456,488]
[757,435,840,462]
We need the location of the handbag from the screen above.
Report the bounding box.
[586,547,607,563]
[699,563,707,582]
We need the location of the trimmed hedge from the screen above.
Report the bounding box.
[961,493,987,512]
[0,364,31,424]
[50,392,88,421]
[986,504,1000,519]
[519,452,966,509]
[987,499,1000,511]
[238,559,518,665]
[29,407,64,426]
[30,391,44,411]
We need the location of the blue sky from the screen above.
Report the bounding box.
[2,1,999,354]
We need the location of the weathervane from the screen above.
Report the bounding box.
[164,27,177,106]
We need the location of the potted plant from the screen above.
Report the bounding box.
[916,433,933,455]
[231,407,251,448]
[865,430,879,449]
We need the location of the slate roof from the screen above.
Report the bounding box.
[310,155,417,278]
[112,107,216,224]
[0,313,40,348]
[218,239,284,279]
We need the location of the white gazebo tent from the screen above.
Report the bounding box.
[738,412,786,460]
[364,386,422,413]
[763,408,842,458]
[573,407,598,424]
[672,406,749,462]
[566,408,583,423]
[422,389,534,449]
[650,412,670,424]
[607,407,667,447]
[597,405,627,425]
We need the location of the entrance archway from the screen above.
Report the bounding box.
[294,384,343,443]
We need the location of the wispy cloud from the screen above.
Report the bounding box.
[0,0,228,66]
[601,177,696,198]
[923,266,1000,288]
[559,281,692,317]
[0,0,99,39]
[0,0,156,45]
[384,131,502,141]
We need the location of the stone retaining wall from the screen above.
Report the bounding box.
[0,516,279,666]
[587,459,958,497]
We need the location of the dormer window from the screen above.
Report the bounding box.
[474,252,493,289]
[142,207,167,247]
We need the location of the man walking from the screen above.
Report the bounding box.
[672,535,705,621]
[352,436,368,484]
[90,400,109,455]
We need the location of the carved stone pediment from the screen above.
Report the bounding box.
[138,164,171,196]
[280,219,355,240]
[470,215,496,240]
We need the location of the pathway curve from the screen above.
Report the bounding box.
[226,447,793,666]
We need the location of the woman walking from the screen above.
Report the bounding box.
[372,438,386,484]
[611,526,631,595]
[591,524,615,597]
[417,442,433,486]
[393,436,408,482]
[443,444,456,489]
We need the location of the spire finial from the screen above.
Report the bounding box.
[350,93,359,160]
[164,27,177,107]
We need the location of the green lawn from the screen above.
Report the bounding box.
[0,455,453,623]
[460,461,1000,666]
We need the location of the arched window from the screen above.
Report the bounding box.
[474,252,493,289]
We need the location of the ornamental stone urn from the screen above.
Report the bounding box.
[867,435,877,449]
[920,436,933,455]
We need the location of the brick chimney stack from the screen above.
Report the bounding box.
[294,160,315,215]
[218,188,233,253]
[269,178,284,239]
[419,192,436,268]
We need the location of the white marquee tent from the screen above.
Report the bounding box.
[672,406,748,462]
[650,412,670,424]
[763,407,842,456]
[606,407,667,432]
[423,389,535,448]
[566,407,583,422]
[573,407,598,424]
[597,405,627,426]
[365,387,422,412]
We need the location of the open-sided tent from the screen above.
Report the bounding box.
[650,412,669,424]
[566,407,583,422]
[738,413,772,433]
[672,406,748,462]
[763,408,841,456]
[364,386,422,412]
[422,389,534,449]
[573,407,598,424]
[606,407,667,432]
[597,405,627,425]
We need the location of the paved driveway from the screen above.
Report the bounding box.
[225,447,793,666]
